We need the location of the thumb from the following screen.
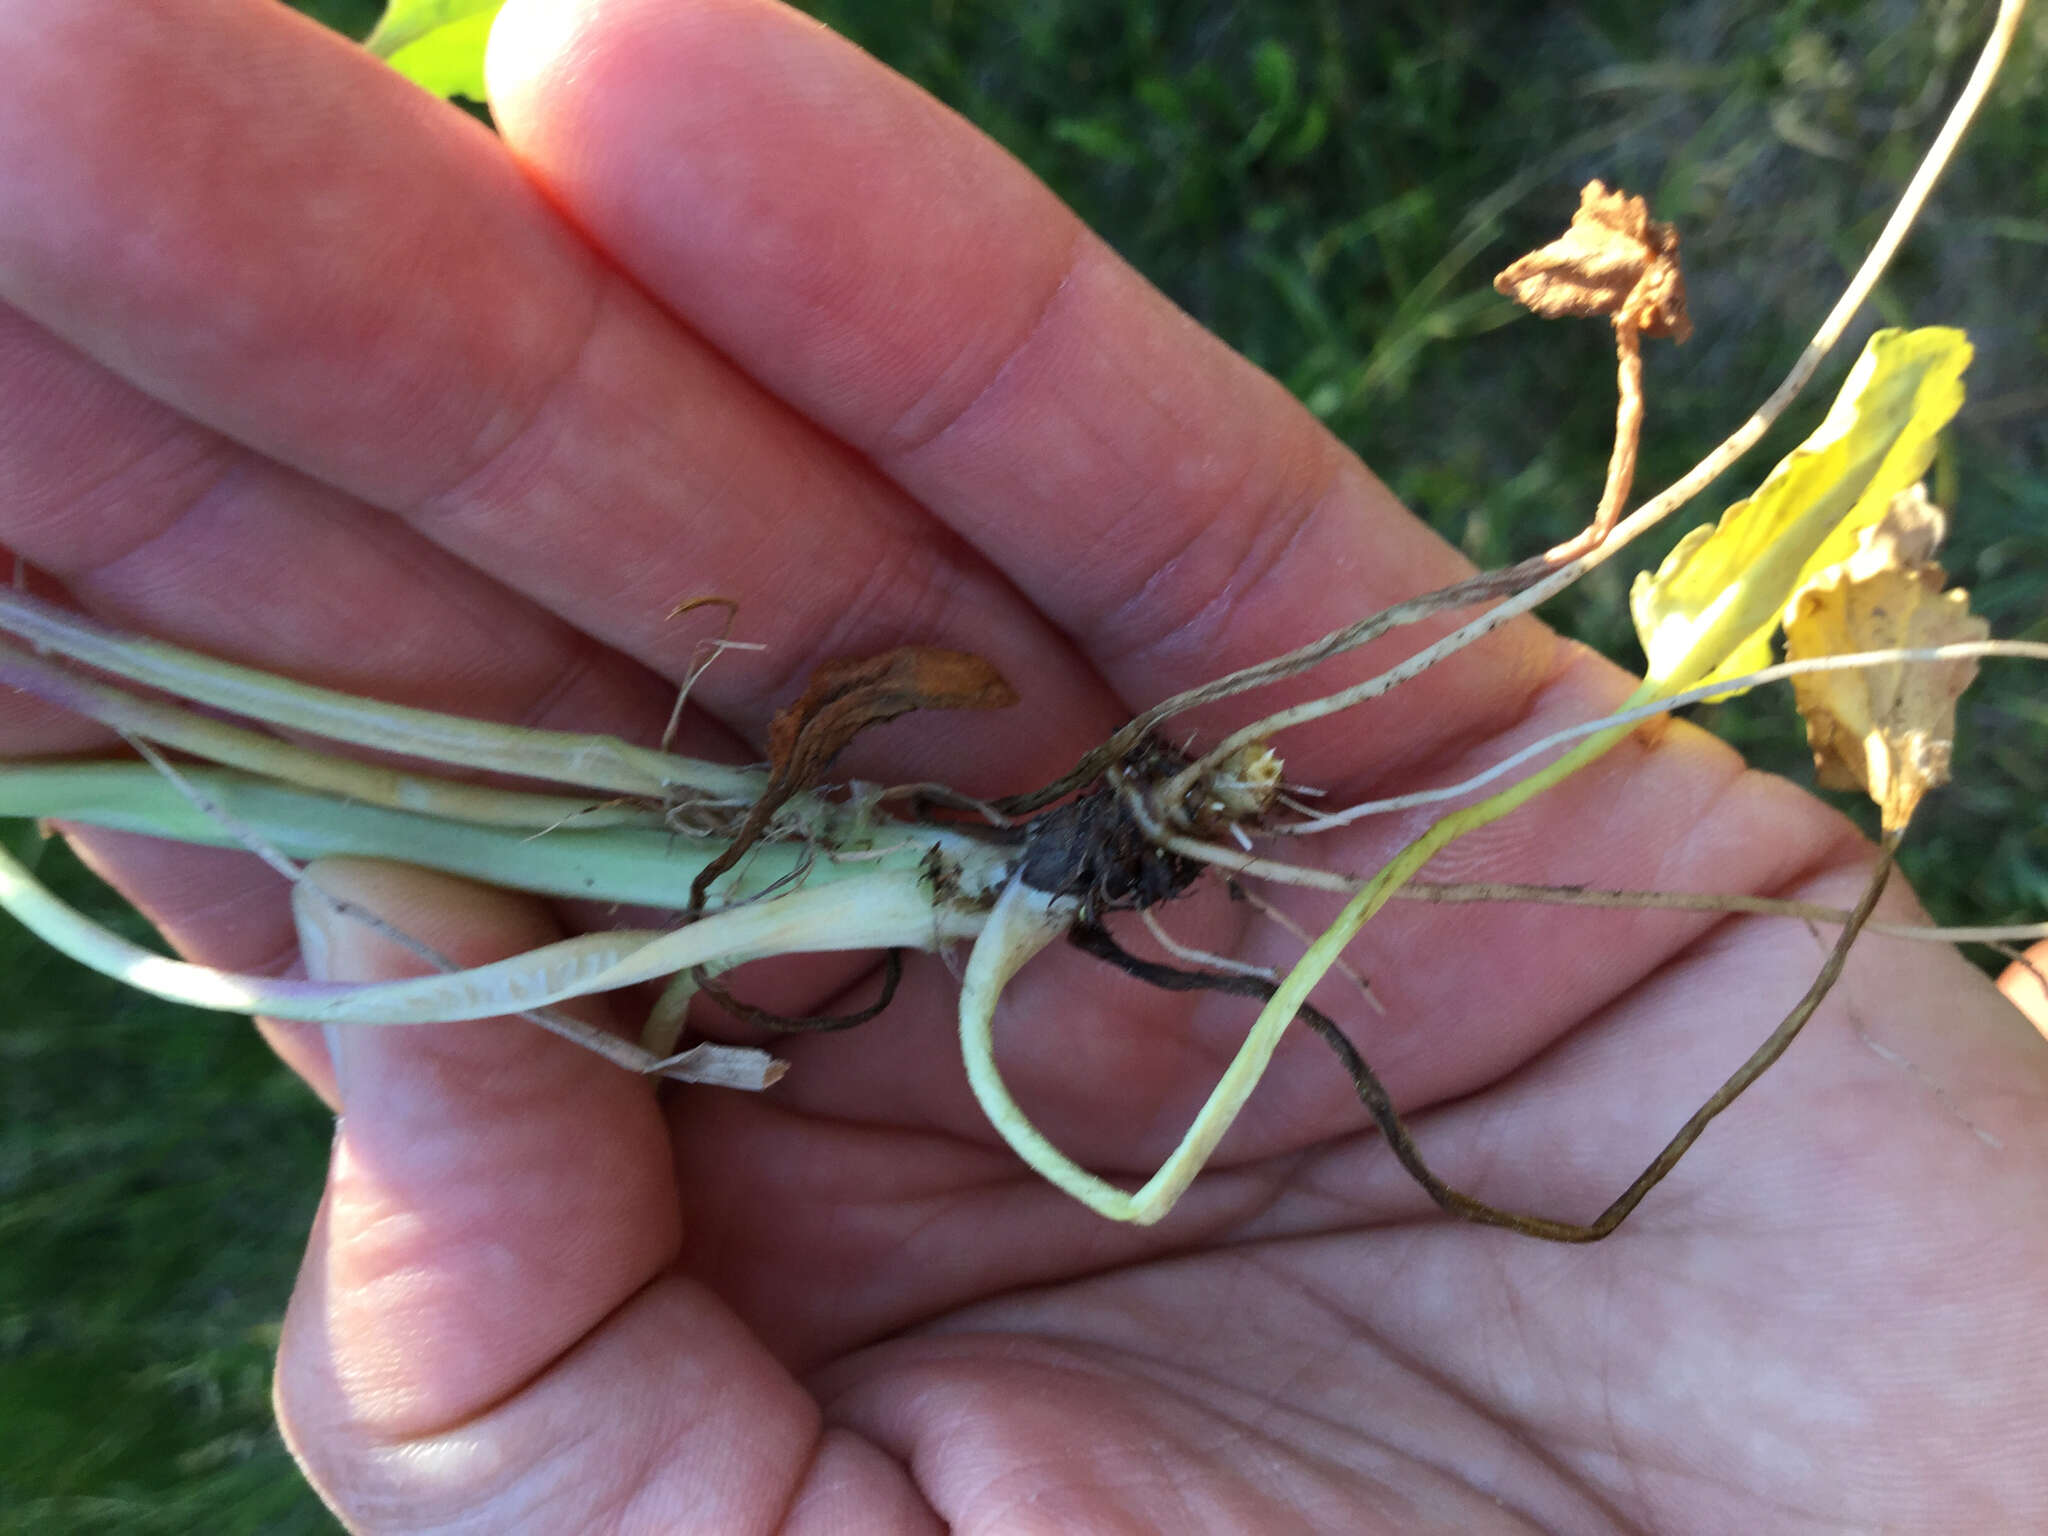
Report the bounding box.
[276,860,913,1529]
[276,858,850,1529]
[276,859,693,1512]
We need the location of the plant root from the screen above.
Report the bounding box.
[690,949,906,1034]
[1070,832,1894,1241]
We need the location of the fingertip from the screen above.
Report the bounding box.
[484,0,599,136]
[489,0,741,157]
[1998,939,2048,1038]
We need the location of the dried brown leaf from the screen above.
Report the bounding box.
[765,646,1019,790]
[1783,486,1987,830]
[1495,180,1692,341]
[689,645,1018,911]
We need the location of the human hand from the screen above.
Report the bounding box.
[4,0,2046,1528]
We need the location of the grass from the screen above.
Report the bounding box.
[0,833,331,1534]
[2,0,2042,1526]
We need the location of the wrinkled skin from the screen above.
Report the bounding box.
[3,1,2046,1530]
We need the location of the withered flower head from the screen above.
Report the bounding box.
[1495,180,1691,341]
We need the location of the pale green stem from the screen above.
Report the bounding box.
[0,587,761,801]
[2,762,774,906]
[957,876,1124,1212]
[0,762,1009,910]
[1231,718,1638,1106]
[642,965,715,1055]
[0,842,987,1025]
[0,638,666,830]
[965,866,1415,1227]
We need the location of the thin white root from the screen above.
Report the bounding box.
[1232,884,1385,1017]
[1140,906,1275,980]
[1277,639,2048,836]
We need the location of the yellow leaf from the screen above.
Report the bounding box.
[1784,485,1987,831]
[365,0,504,102]
[1629,326,1971,693]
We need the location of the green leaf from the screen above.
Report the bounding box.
[364,0,504,101]
[1630,326,1971,693]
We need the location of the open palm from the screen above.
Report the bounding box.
[3,0,2044,1529]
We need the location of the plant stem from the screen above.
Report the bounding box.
[1545,321,1643,560]
[0,639,666,830]
[0,841,991,1026]
[0,761,1010,909]
[1226,716,1640,1136]
[0,587,761,802]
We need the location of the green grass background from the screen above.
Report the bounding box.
[4,0,2042,1527]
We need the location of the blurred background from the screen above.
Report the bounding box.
[4,0,2042,1527]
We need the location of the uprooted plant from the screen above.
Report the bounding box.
[2,0,2041,1240]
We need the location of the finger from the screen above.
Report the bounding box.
[0,16,992,1038]
[0,0,1118,797]
[275,858,879,1529]
[0,306,691,752]
[487,0,1556,786]
[1998,939,2048,1036]
[278,858,677,1435]
[273,858,864,1525]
